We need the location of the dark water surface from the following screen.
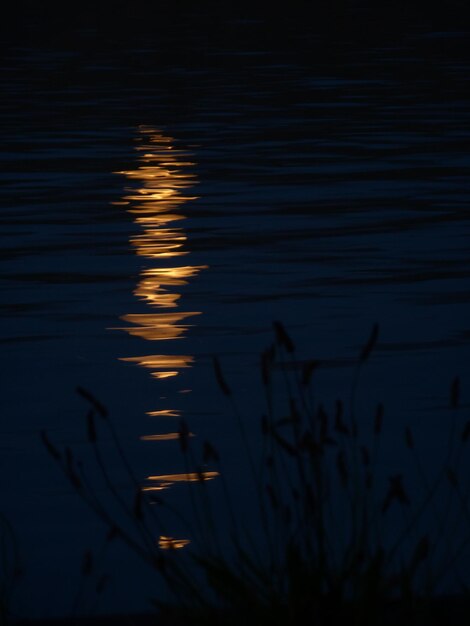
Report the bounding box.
[1,6,470,619]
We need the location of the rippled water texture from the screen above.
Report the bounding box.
[1,6,470,618]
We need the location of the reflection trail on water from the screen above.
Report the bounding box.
[114,126,206,396]
[114,127,214,505]
[142,471,219,492]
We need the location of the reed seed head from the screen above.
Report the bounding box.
[76,386,108,418]
[203,440,220,463]
[273,321,295,353]
[360,323,379,363]
[382,474,409,513]
[302,360,319,386]
[178,419,190,453]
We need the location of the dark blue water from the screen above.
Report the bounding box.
[1,7,470,619]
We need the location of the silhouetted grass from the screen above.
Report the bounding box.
[41,324,470,625]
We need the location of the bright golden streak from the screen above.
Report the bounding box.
[146,471,219,483]
[136,250,189,259]
[121,312,201,325]
[160,162,196,168]
[135,214,184,226]
[127,201,190,213]
[135,228,186,240]
[146,409,181,417]
[132,239,186,248]
[120,355,194,368]
[152,371,179,379]
[133,290,181,308]
[117,311,200,341]
[140,265,208,285]
[119,326,187,341]
[140,432,195,441]
[158,536,191,550]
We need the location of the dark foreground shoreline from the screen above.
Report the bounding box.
[11,595,470,626]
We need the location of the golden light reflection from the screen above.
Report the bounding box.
[143,471,220,492]
[115,127,207,386]
[146,409,181,418]
[134,265,207,307]
[116,128,214,550]
[119,355,194,369]
[152,371,179,379]
[117,312,201,342]
[140,432,195,441]
[159,536,191,550]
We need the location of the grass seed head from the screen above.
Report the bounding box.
[273,321,295,353]
[360,323,379,363]
[178,419,190,453]
[76,386,108,418]
[203,440,220,463]
[382,474,409,513]
[302,360,319,386]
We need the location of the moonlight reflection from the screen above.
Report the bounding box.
[113,128,214,509]
[114,126,207,404]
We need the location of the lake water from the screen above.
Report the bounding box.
[1,6,470,619]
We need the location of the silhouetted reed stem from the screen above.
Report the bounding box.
[88,416,158,554]
[213,356,272,559]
